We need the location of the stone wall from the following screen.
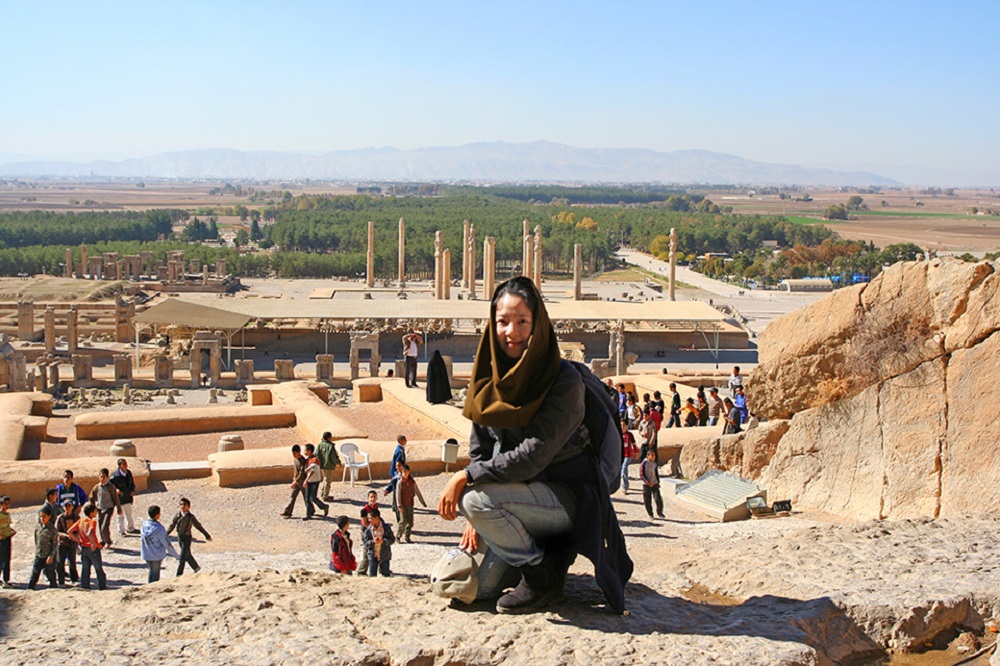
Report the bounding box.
[684,259,1000,520]
[74,404,297,440]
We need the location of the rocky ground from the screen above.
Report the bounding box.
[2,472,998,665]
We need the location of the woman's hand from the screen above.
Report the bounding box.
[459,523,479,554]
[437,470,468,521]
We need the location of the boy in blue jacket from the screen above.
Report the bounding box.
[140,505,178,583]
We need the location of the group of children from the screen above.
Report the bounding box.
[0,481,212,591]
[328,432,427,578]
[2,432,430,589]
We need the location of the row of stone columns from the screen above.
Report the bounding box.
[365,219,547,300]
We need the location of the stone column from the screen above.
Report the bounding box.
[669,227,677,301]
[366,220,375,288]
[274,359,295,381]
[533,225,543,290]
[461,220,470,290]
[115,297,133,343]
[44,307,56,354]
[64,249,73,277]
[215,259,226,275]
[67,306,79,355]
[80,244,88,277]
[48,362,60,390]
[397,217,406,289]
[113,354,133,387]
[434,230,443,300]
[573,243,583,300]
[467,224,477,299]
[442,248,452,300]
[613,320,626,376]
[315,354,334,383]
[72,354,94,386]
[202,264,209,285]
[153,355,172,387]
[523,234,534,281]
[522,220,531,277]
[17,301,34,341]
[484,236,496,299]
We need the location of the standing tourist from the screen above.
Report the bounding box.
[436,276,632,614]
[665,383,682,428]
[89,468,121,548]
[620,420,638,495]
[279,445,307,519]
[396,464,426,543]
[733,386,749,424]
[639,450,664,521]
[722,398,743,435]
[362,508,395,577]
[56,470,88,515]
[728,366,744,397]
[358,490,379,576]
[0,496,14,588]
[167,498,212,576]
[402,331,423,388]
[42,488,60,520]
[141,505,178,583]
[383,435,408,521]
[707,387,724,426]
[27,507,58,590]
[110,458,138,536]
[302,444,330,521]
[54,500,80,586]
[67,503,107,590]
[316,431,342,502]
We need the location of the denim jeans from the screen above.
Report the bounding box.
[147,559,162,583]
[620,459,632,492]
[304,482,328,518]
[367,558,391,577]
[459,482,573,599]
[459,482,573,567]
[57,544,78,584]
[80,547,107,590]
[28,555,56,589]
[177,534,199,575]
[0,536,11,583]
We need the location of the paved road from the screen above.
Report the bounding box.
[616,248,828,337]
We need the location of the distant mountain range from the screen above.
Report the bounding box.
[0,141,903,186]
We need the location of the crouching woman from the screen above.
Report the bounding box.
[437,277,632,614]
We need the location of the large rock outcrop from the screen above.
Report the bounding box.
[681,258,1000,520]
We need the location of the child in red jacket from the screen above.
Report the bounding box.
[331,515,357,574]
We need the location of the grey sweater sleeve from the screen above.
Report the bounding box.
[466,363,585,485]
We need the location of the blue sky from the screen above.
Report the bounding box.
[2,1,997,181]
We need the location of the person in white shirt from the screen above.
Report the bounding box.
[728,366,743,397]
[402,332,423,388]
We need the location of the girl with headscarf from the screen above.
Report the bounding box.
[437,277,631,614]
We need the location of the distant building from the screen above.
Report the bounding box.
[779,278,834,292]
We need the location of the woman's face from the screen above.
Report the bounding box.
[494,293,533,360]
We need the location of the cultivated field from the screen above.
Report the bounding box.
[0,179,357,212]
[706,187,1000,252]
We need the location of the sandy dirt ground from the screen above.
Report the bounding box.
[1,468,998,664]
[32,398,449,462]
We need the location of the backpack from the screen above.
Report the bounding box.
[569,361,624,494]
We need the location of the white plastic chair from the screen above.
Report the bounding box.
[339,442,372,487]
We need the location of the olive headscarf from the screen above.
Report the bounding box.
[463,277,562,429]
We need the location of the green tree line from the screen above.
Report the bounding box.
[0,210,183,248]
